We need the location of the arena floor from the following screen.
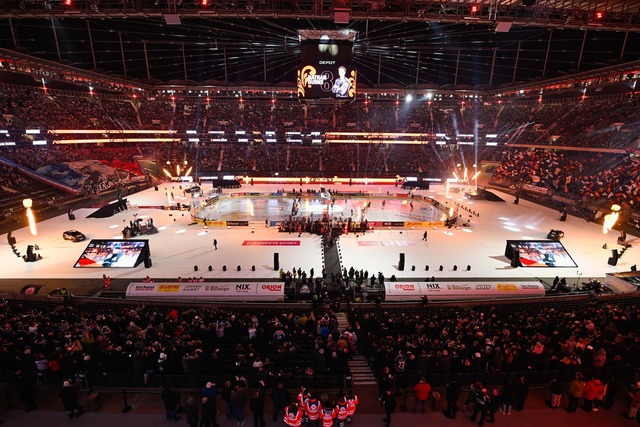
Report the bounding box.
[1,182,638,294]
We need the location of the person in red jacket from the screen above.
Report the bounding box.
[320,403,336,427]
[335,395,349,427]
[297,388,310,426]
[345,390,358,424]
[582,377,604,412]
[305,394,322,427]
[284,403,303,427]
[414,376,432,414]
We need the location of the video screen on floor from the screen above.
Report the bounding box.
[505,240,577,268]
[74,239,148,268]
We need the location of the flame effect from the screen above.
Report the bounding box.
[602,204,621,234]
[26,207,37,236]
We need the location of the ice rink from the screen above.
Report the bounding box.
[1,182,638,294]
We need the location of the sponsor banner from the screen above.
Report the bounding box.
[205,220,226,227]
[521,183,549,195]
[357,241,416,247]
[226,221,249,226]
[242,240,301,246]
[384,281,545,301]
[126,282,284,301]
[382,221,405,227]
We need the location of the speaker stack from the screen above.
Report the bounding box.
[398,253,405,271]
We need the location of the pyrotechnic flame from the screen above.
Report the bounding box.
[602,204,621,235]
[23,199,37,236]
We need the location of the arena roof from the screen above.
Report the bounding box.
[0,1,639,89]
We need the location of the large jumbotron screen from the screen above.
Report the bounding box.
[505,240,577,268]
[74,239,149,268]
[297,30,357,100]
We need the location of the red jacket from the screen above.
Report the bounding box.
[321,407,336,427]
[284,407,303,427]
[305,398,322,420]
[346,394,358,415]
[335,401,349,420]
[415,382,432,401]
[583,379,603,400]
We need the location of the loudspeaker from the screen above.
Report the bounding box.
[608,249,619,266]
[7,231,16,246]
[68,209,75,220]
[425,265,429,271]
[411,265,415,271]
[144,258,152,268]
[274,253,279,271]
[453,265,458,271]
[223,265,227,271]
[194,265,199,272]
[252,265,255,271]
[208,265,213,272]
[26,245,36,262]
[154,185,159,191]
[560,212,567,222]
[467,265,471,271]
[237,265,241,271]
[398,253,405,271]
[439,265,443,271]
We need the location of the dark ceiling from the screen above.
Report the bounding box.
[1,16,639,89]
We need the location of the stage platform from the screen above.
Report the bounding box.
[1,183,638,295]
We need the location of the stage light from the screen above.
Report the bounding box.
[595,11,604,20]
[63,0,72,6]
[470,4,479,14]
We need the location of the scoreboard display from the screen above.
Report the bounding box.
[297,30,357,100]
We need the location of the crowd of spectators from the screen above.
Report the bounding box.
[491,148,640,209]
[0,299,353,389]
[351,298,640,386]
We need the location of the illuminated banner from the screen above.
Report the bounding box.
[126,282,284,301]
[297,64,357,99]
[357,241,416,247]
[384,281,545,301]
[242,240,301,246]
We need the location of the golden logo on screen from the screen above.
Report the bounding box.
[496,284,518,291]
[158,285,180,292]
[297,65,317,98]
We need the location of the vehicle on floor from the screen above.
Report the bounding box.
[62,230,86,242]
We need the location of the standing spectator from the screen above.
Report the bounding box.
[12,370,36,412]
[627,382,640,420]
[271,381,291,422]
[443,379,460,419]
[201,381,217,402]
[549,378,563,409]
[463,382,483,411]
[594,379,607,411]
[500,379,515,415]
[487,388,501,423]
[185,396,200,427]
[583,377,604,412]
[515,376,529,411]
[378,366,394,399]
[60,380,83,419]
[231,385,248,425]
[566,372,585,413]
[221,380,233,419]
[200,396,217,427]
[162,386,181,422]
[470,388,488,426]
[381,389,396,427]
[213,239,218,250]
[250,386,266,427]
[413,376,431,414]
